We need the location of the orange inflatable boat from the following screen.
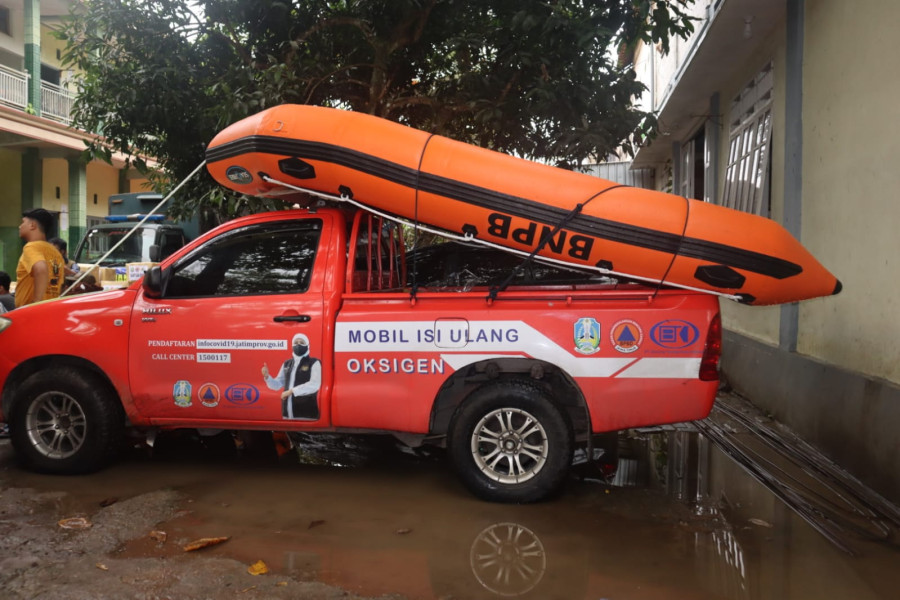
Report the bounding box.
[205,105,841,305]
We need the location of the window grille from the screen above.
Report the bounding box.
[721,62,774,216]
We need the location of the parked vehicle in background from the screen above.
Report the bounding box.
[72,192,199,270]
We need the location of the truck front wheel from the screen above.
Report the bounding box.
[448,381,573,503]
[10,368,124,474]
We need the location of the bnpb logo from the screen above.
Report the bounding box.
[649,320,699,349]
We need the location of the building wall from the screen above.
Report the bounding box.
[41,157,68,214]
[0,149,23,273]
[39,24,65,67]
[630,0,900,503]
[0,1,24,60]
[86,161,125,218]
[798,0,900,382]
[722,0,900,504]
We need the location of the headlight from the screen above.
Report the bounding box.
[0,317,11,333]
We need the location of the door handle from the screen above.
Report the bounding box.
[273,315,312,323]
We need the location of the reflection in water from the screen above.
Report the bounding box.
[5,394,900,600]
[470,523,546,597]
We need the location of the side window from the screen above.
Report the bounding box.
[158,231,185,260]
[163,220,322,298]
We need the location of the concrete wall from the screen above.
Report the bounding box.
[798,0,900,382]
[630,0,900,504]
[0,149,23,273]
[723,0,900,503]
[723,331,900,504]
[86,162,125,219]
[0,1,24,59]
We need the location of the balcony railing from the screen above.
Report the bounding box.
[41,80,75,125]
[0,64,28,109]
[0,64,75,125]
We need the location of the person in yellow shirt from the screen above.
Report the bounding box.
[15,208,65,308]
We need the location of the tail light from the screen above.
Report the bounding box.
[699,313,722,381]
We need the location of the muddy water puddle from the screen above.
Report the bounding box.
[2,408,899,600]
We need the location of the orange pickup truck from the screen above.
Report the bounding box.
[0,207,720,502]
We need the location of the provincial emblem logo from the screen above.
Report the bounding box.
[173,380,192,408]
[574,317,601,355]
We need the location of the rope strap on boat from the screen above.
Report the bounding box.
[486,185,627,301]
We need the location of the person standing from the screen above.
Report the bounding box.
[49,237,80,278]
[15,209,65,308]
[0,271,14,312]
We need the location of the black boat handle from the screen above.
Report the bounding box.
[273,315,311,323]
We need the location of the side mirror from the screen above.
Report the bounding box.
[149,244,161,262]
[143,265,163,298]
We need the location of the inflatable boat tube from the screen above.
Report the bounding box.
[205,105,841,305]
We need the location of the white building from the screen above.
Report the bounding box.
[629,0,900,503]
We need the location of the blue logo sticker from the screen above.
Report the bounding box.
[225,166,253,184]
[574,317,601,355]
[650,320,700,349]
[173,380,192,408]
[225,383,260,406]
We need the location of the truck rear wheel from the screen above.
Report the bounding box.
[10,368,124,474]
[448,380,573,503]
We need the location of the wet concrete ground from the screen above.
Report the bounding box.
[1,393,899,599]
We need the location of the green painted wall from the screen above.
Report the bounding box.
[0,150,23,274]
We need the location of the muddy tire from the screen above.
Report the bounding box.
[10,368,124,474]
[448,380,573,503]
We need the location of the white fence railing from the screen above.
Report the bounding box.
[0,64,75,124]
[0,64,29,109]
[41,80,74,125]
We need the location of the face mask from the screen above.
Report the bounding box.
[293,344,308,356]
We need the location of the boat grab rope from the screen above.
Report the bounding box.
[258,173,741,302]
[62,160,208,296]
[651,195,691,303]
[486,184,627,301]
[410,133,437,301]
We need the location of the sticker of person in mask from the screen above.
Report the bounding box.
[261,333,321,420]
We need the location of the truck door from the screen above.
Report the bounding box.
[128,214,332,425]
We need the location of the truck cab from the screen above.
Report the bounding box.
[73,215,190,268]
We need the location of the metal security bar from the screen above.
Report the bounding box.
[721,62,774,217]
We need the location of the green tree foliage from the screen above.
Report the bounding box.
[58,0,693,225]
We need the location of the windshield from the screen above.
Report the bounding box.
[74,227,157,266]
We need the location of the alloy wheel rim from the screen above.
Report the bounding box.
[25,391,87,459]
[470,407,548,484]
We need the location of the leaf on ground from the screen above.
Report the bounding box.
[308,519,325,529]
[183,536,230,551]
[247,560,269,576]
